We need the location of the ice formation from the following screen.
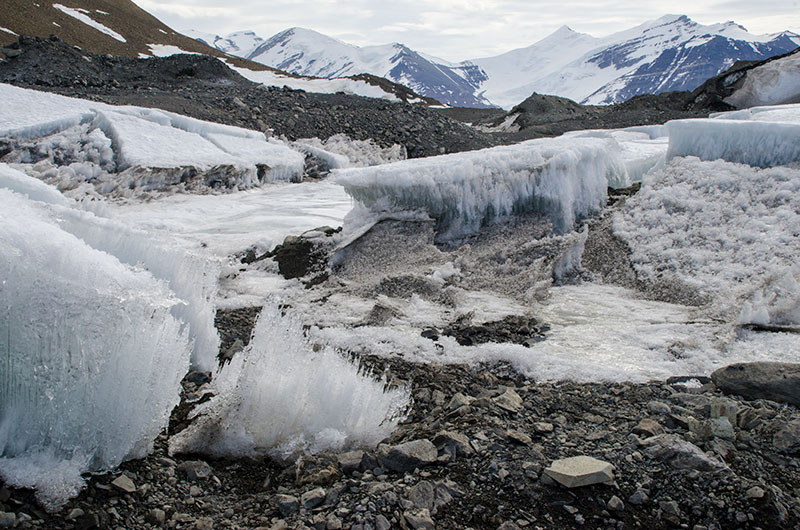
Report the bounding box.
[294,134,407,168]
[169,303,409,460]
[0,83,306,196]
[725,52,800,108]
[665,118,800,168]
[0,188,191,510]
[335,136,626,240]
[564,128,669,186]
[615,156,800,329]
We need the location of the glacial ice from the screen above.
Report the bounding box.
[665,118,800,168]
[614,156,800,329]
[294,134,407,168]
[724,52,800,108]
[0,83,306,196]
[335,136,625,240]
[169,303,409,460]
[0,188,191,510]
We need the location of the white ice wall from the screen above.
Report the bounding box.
[335,137,625,240]
[0,189,191,510]
[666,119,800,168]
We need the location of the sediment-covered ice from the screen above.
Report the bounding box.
[724,52,800,108]
[335,137,625,240]
[665,118,800,168]
[615,156,800,328]
[0,188,191,510]
[169,303,409,460]
[0,83,306,196]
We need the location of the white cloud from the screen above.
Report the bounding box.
[134,0,800,61]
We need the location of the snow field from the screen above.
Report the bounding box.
[169,303,409,460]
[335,136,625,241]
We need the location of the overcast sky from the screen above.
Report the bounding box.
[134,0,800,62]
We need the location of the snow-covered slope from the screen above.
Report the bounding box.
[202,15,799,108]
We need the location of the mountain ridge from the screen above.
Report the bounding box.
[193,15,800,109]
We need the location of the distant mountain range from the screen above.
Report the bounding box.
[191,15,800,108]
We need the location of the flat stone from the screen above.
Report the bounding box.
[381,439,438,473]
[111,475,136,493]
[643,434,727,471]
[533,422,555,433]
[374,514,391,530]
[432,431,472,456]
[711,362,800,406]
[195,517,214,530]
[493,388,523,413]
[507,430,532,445]
[710,397,739,423]
[544,456,614,488]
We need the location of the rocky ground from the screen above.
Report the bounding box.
[2,197,800,530]
[1,354,798,530]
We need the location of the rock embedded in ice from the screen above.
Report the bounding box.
[724,52,800,109]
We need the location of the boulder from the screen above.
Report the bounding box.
[381,439,438,473]
[773,418,800,453]
[711,362,800,406]
[643,434,727,471]
[543,456,614,488]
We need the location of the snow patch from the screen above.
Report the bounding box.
[53,4,126,43]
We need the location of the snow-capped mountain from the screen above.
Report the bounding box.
[184,29,265,58]
[474,15,800,107]
[198,15,800,108]
[252,28,493,108]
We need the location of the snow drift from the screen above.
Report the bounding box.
[335,136,626,241]
[0,187,191,510]
[169,303,409,460]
